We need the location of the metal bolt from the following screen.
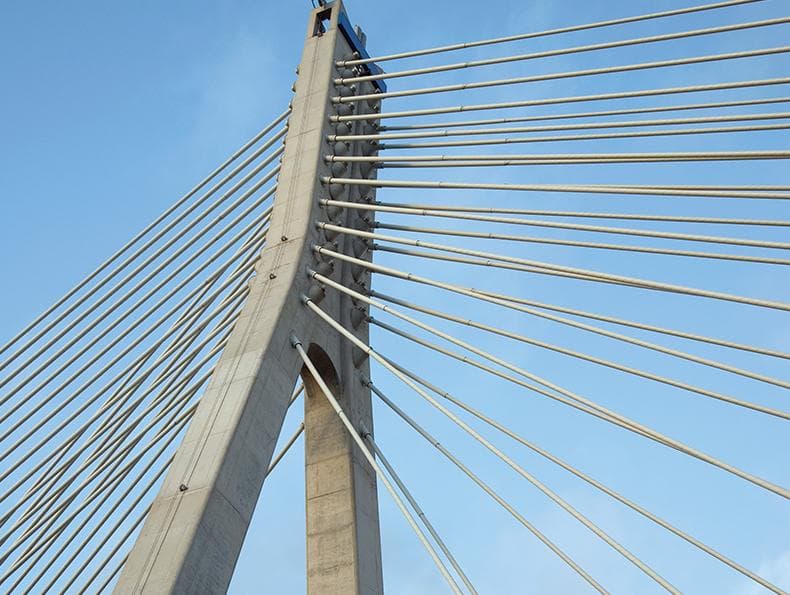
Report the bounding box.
[179,484,188,492]
[269,273,277,279]
[281,235,288,242]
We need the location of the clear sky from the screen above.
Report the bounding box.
[0,1,788,593]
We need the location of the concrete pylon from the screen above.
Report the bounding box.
[114,2,384,593]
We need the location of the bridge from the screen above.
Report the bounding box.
[0,0,788,592]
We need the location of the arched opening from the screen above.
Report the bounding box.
[299,343,340,397]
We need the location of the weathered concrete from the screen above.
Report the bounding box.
[113,2,383,593]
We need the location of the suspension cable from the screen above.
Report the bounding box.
[366,379,607,593]
[0,207,269,450]
[317,224,790,311]
[335,111,790,141]
[371,244,788,360]
[0,110,287,360]
[304,302,679,593]
[0,283,249,509]
[323,199,790,248]
[330,150,790,166]
[0,136,283,376]
[0,155,280,387]
[0,320,234,553]
[378,122,790,150]
[0,207,270,426]
[380,96,790,131]
[334,78,790,122]
[57,381,278,595]
[374,222,790,266]
[335,47,790,104]
[370,288,789,415]
[339,0,767,66]
[363,430,479,594]
[3,247,260,519]
[294,337,464,595]
[371,364,784,594]
[375,237,781,298]
[340,17,790,84]
[324,176,790,201]
[13,396,193,592]
[48,454,173,594]
[6,290,245,543]
[322,259,790,413]
[0,402,195,582]
[307,277,789,499]
[360,200,790,227]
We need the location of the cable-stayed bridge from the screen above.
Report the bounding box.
[0,0,788,592]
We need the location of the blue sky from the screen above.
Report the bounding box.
[0,1,788,593]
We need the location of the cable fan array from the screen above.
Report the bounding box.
[0,111,298,592]
[301,0,788,592]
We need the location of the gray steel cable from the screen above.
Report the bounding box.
[324,176,790,200]
[332,46,790,104]
[0,206,271,425]
[376,311,745,478]
[375,221,790,266]
[335,47,790,104]
[7,272,253,547]
[366,380,607,594]
[83,546,130,594]
[338,112,790,139]
[0,282,249,512]
[294,338,464,595]
[330,149,790,165]
[6,408,194,591]
[264,386,307,475]
[0,401,197,583]
[16,362,210,550]
[48,237,259,496]
[332,199,790,227]
[14,381,199,593]
[1,298,242,535]
[0,132,284,376]
[304,302,679,593]
[324,257,790,413]
[52,454,174,594]
[77,235,262,450]
[267,423,304,476]
[334,77,790,123]
[309,274,789,499]
[380,96,790,131]
[323,199,790,248]
[381,157,787,167]
[0,156,280,392]
[369,288,789,416]
[338,17,790,84]
[317,225,790,311]
[11,238,262,521]
[372,243,746,292]
[339,0,766,65]
[4,359,211,569]
[379,122,790,150]
[66,376,288,595]
[0,322,234,558]
[0,206,270,450]
[0,109,288,360]
[363,430,479,594]
[392,369,785,593]
[18,297,246,537]
[74,385,296,594]
[372,244,789,360]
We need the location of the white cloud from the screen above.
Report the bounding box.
[738,550,790,595]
